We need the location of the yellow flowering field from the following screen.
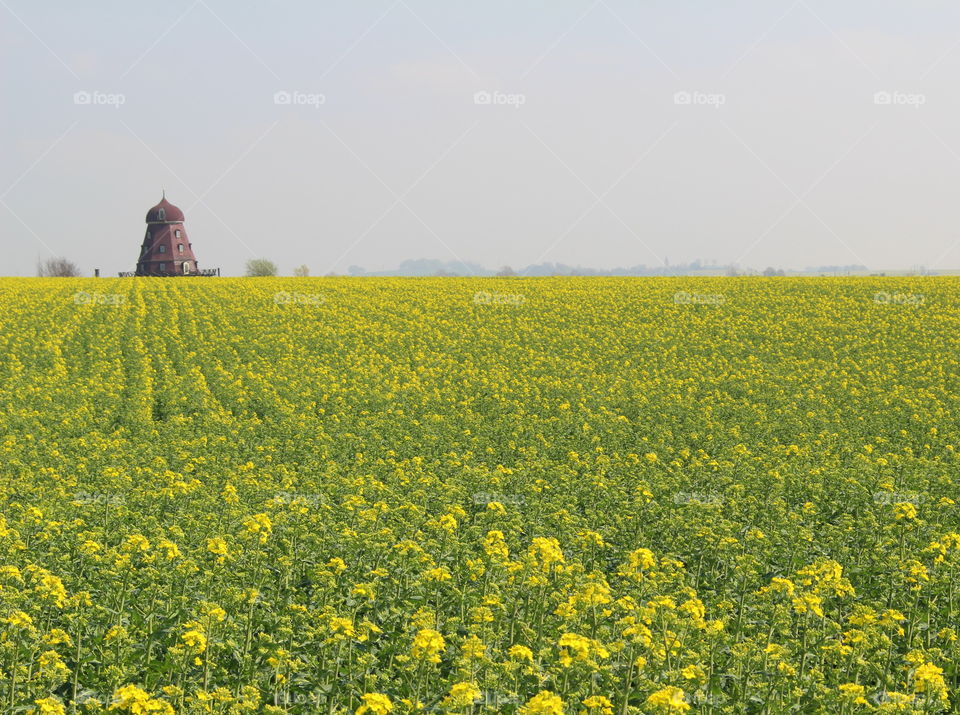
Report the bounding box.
[1,277,959,714]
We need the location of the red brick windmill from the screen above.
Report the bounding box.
[134,193,202,276]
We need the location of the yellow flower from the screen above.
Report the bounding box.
[578,530,606,547]
[792,593,824,617]
[838,683,868,706]
[423,566,451,582]
[758,577,796,598]
[32,697,66,715]
[482,530,510,562]
[441,682,482,708]
[681,664,706,681]
[879,691,915,710]
[105,625,127,641]
[124,534,151,552]
[903,560,929,587]
[520,690,565,714]
[557,632,608,667]
[469,605,494,623]
[437,514,458,533]
[894,502,917,521]
[352,582,376,600]
[878,609,906,628]
[528,537,565,571]
[182,622,207,653]
[242,513,273,543]
[0,564,23,581]
[411,628,446,663]
[156,539,181,560]
[355,693,393,715]
[913,660,949,705]
[222,483,239,505]
[202,603,227,622]
[329,616,355,639]
[38,649,69,679]
[624,547,656,573]
[206,537,229,563]
[109,685,174,714]
[678,598,705,621]
[79,540,102,556]
[645,686,690,713]
[7,610,34,629]
[36,573,68,608]
[460,635,487,661]
[581,695,613,714]
[44,628,72,647]
[508,644,534,662]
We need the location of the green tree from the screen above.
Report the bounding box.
[245,259,278,277]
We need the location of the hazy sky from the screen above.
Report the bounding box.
[4,1,960,276]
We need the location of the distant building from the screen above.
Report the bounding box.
[134,194,205,276]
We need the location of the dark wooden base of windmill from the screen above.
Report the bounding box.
[119,268,220,277]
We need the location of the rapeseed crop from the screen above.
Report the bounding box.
[0,277,957,713]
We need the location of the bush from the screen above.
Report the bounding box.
[37,257,81,277]
[245,259,278,277]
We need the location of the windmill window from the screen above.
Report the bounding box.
[177,243,183,252]
[159,245,166,253]
[159,263,166,272]
[175,229,181,238]
[158,208,166,220]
